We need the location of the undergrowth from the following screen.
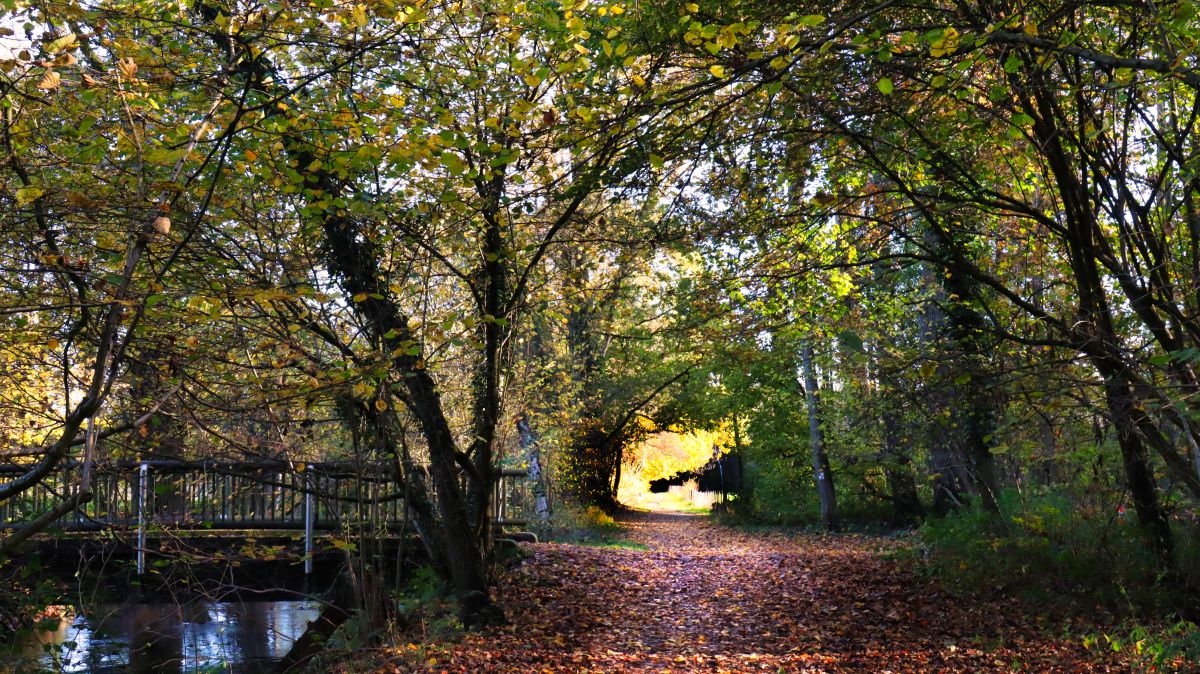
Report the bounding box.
[916,489,1200,670]
[533,504,647,549]
[1078,619,1200,672]
[918,490,1200,616]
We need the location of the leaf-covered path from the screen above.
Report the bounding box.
[400,512,1124,673]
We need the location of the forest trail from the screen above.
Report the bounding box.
[396,512,1126,673]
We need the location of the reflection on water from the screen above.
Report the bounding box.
[17,600,319,673]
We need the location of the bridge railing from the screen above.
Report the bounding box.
[0,460,530,533]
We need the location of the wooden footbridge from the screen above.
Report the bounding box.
[0,460,530,574]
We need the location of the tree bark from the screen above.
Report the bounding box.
[799,341,837,530]
[517,415,551,519]
[1101,377,1175,562]
[881,406,923,520]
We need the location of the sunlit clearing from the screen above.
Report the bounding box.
[618,427,731,513]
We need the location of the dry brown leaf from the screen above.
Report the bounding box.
[36,70,61,90]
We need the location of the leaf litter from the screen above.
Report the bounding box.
[379,512,1140,673]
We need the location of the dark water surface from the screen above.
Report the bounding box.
[12,600,319,673]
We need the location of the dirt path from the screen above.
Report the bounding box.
[398,512,1126,673]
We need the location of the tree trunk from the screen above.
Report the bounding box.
[799,341,837,530]
[881,407,923,520]
[191,4,504,625]
[1017,72,1177,567]
[1101,376,1175,564]
[917,273,971,515]
[517,415,551,519]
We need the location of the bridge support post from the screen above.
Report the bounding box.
[303,475,313,575]
[137,462,148,575]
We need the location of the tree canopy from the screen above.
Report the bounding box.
[1,0,1199,630]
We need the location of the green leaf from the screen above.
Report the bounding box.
[144,146,190,165]
[876,78,894,94]
[838,330,864,352]
[45,33,76,54]
[440,151,466,176]
[331,538,358,552]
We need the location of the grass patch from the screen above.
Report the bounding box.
[576,538,650,551]
[533,504,648,550]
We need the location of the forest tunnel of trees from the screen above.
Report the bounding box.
[1,0,1200,665]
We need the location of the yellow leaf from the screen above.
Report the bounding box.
[353,293,368,302]
[374,398,388,412]
[15,186,44,205]
[610,4,625,14]
[47,339,60,351]
[709,64,725,78]
[686,3,699,11]
[46,33,76,54]
[245,149,259,162]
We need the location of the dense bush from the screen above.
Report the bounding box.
[918,490,1200,618]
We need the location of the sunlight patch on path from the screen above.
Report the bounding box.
[623,489,715,516]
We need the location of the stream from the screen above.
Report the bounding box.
[9,600,320,673]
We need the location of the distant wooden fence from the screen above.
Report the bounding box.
[667,480,722,509]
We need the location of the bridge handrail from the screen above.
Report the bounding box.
[0,459,529,478]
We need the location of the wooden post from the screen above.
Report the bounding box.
[137,462,148,575]
[304,473,314,575]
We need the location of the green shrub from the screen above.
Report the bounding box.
[918,489,1199,618]
[1083,620,1200,672]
